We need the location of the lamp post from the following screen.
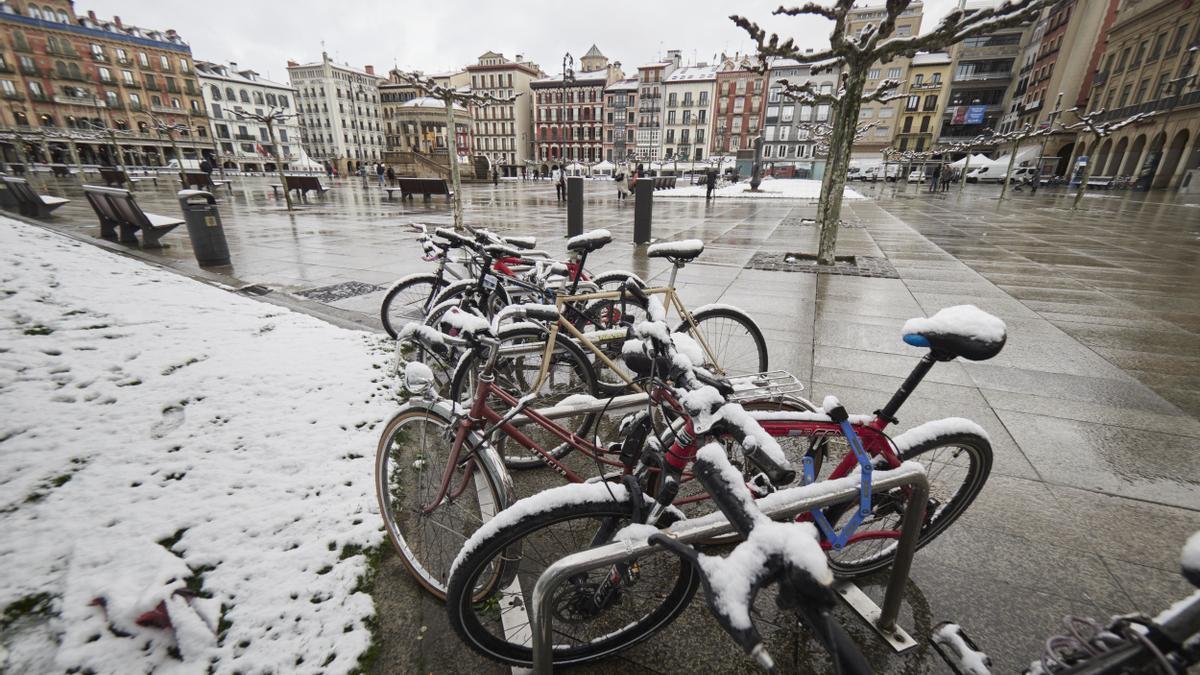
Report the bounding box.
[560,53,575,170]
[233,107,298,211]
[354,83,369,188]
[151,114,189,188]
[1030,92,1063,194]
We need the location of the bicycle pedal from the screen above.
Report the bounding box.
[930,621,991,675]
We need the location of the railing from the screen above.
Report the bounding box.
[2,92,24,101]
[53,95,106,107]
[19,65,44,76]
[1096,90,1200,122]
[909,82,942,91]
[29,92,50,102]
[150,104,180,114]
[953,71,1012,82]
[128,103,144,112]
[90,52,108,62]
[234,134,256,141]
[45,45,75,57]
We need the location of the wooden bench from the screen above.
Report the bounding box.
[99,167,156,188]
[1085,175,1115,189]
[269,175,329,200]
[181,171,230,193]
[82,184,183,248]
[51,164,73,178]
[651,176,677,190]
[393,177,453,201]
[1,176,70,218]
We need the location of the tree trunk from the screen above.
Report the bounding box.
[267,120,293,212]
[999,140,1019,200]
[815,74,866,266]
[959,148,971,194]
[1072,134,1096,209]
[445,101,465,231]
[67,137,84,178]
[111,130,128,176]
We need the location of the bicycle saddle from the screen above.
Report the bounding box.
[901,305,1006,361]
[647,239,704,263]
[502,235,537,250]
[566,228,612,254]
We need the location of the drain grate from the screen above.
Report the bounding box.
[296,281,383,303]
[780,216,864,229]
[745,252,898,278]
[237,284,273,296]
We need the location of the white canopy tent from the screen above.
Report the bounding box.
[592,160,615,176]
[950,153,993,169]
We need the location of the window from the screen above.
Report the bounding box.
[887,67,901,79]
[105,91,118,107]
[868,69,880,79]
[171,97,182,109]
[129,93,141,108]
[0,80,16,96]
[1169,25,1190,54]
[667,110,675,124]
[98,67,113,82]
[879,107,894,118]
[781,106,794,123]
[116,48,128,64]
[160,55,169,69]
[906,95,919,111]
[698,91,708,105]
[1135,78,1149,103]
[919,116,930,133]
[931,73,941,84]
[902,116,913,132]
[180,58,190,73]
[139,52,149,67]
[817,104,830,121]
[764,126,776,141]
[913,74,924,85]
[923,95,938,111]
[123,70,134,84]
[1119,84,1132,107]
[896,25,912,37]
[779,126,790,141]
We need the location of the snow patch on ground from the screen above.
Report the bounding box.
[656,178,864,200]
[0,216,394,673]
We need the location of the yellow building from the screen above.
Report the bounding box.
[895,53,952,153]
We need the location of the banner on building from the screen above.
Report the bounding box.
[965,105,987,125]
[950,106,967,125]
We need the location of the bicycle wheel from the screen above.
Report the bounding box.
[445,487,699,667]
[432,277,478,307]
[449,324,598,469]
[823,430,992,577]
[590,270,645,292]
[677,305,768,377]
[381,272,446,339]
[374,405,512,599]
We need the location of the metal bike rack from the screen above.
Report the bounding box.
[529,462,930,673]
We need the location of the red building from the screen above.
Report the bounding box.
[711,56,767,155]
[530,47,621,169]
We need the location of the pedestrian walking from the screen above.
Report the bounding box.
[385,165,395,186]
[615,166,627,200]
[705,169,717,201]
[941,166,953,192]
[199,158,212,175]
[552,165,563,201]
[492,167,499,186]
[928,163,941,193]
[376,163,385,186]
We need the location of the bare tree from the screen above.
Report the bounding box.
[733,0,1050,264]
[393,71,520,232]
[996,123,1052,200]
[1062,107,1158,209]
[150,114,191,188]
[232,107,299,211]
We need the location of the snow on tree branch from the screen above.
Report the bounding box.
[777,78,838,104]
[863,78,904,103]
[878,0,1052,61]
[1062,107,1159,138]
[393,70,521,108]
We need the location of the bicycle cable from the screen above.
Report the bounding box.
[1037,614,1175,673]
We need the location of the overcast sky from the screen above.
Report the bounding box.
[83,0,965,82]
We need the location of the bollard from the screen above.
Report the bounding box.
[566,176,583,238]
[178,190,231,266]
[634,178,653,244]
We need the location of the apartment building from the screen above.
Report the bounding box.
[196,61,304,171]
[465,51,542,176]
[662,64,715,162]
[634,53,677,162]
[287,52,383,176]
[711,55,767,156]
[0,1,209,168]
[531,46,621,167]
[1078,0,1199,189]
[848,1,924,157]
[895,53,952,153]
[602,77,636,163]
[763,59,838,178]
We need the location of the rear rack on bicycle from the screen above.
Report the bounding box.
[726,370,806,403]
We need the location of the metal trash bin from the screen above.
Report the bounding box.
[178,189,230,266]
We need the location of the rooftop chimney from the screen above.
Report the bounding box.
[113,15,122,28]
[229,61,237,69]
[365,65,375,75]
[287,59,299,67]
[87,10,97,21]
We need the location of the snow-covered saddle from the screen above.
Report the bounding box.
[901,305,1006,361]
[566,228,612,254]
[647,239,704,263]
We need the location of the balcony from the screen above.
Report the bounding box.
[19,65,45,77]
[128,103,144,112]
[235,133,256,141]
[45,45,76,58]
[151,104,181,114]
[29,92,50,102]
[144,80,160,91]
[953,72,1013,83]
[909,81,943,91]
[90,52,109,63]
[2,91,24,101]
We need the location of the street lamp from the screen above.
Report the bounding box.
[561,52,575,169]
[150,113,190,187]
[1031,91,1064,194]
[354,83,369,188]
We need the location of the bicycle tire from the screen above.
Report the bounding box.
[431,277,479,307]
[374,404,514,599]
[449,324,598,469]
[825,430,992,578]
[677,305,768,377]
[380,272,446,339]
[590,270,645,292]
[446,489,699,667]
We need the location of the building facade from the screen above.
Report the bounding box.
[0,1,209,168]
[712,56,767,156]
[763,59,838,178]
[634,57,675,162]
[531,46,621,168]
[1076,0,1200,189]
[939,3,1032,145]
[196,61,304,171]
[287,52,382,175]
[848,1,925,157]
[895,53,952,153]
[465,51,542,176]
[603,77,636,163]
[662,64,715,162]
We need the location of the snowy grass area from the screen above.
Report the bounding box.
[656,177,864,200]
[0,216,397,673]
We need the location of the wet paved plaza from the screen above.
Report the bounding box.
[16,173,1200,673]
